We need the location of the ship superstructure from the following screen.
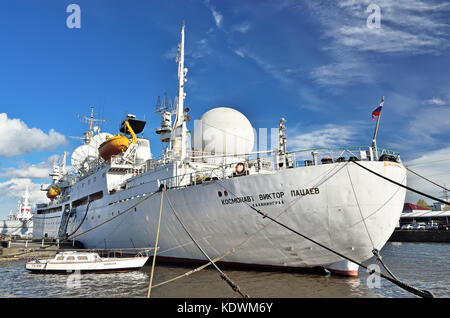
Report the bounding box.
[32,24,406,276]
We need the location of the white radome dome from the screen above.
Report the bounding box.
[196,107,254,155]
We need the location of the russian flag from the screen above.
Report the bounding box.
[372,106,382,121]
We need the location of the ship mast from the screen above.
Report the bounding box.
[23,186,30,208]
[76,106,107,144]
[171,22,189,161]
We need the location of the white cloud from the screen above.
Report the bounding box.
[333,26,447,55]
[0,178,48,206]
[243,50,293,85]
[403,146,450,204]
[425,97,446,105]
[297,87,327,112]
[163,46,177,60]
[311,59,374,86]
[0,163,51,179]
[233,49,245,58]
[334,0,450,55]
[212,10,223,28]
[204,0,223,28]
[0,154,66,179]
[231,22,251,34]
[163,35,214,61]
[0,113,67,157]
[288,124,356,151]
[306,1,450,86]
[407,106,450,142]
[191,38,213,59]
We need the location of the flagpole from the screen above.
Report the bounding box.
[371,96,384,159]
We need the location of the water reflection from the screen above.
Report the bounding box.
[1,243,448,298]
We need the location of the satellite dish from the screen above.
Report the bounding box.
[90,132,113,149]
[71,144,99,172]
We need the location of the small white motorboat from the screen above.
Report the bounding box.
[25,251,149,273]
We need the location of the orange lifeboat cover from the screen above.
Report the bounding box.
[98,135,130,161]
[47,185,61,199]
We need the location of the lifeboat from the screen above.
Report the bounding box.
[47,185,61,199]
[98,134,130,161]
[98,120,137,161]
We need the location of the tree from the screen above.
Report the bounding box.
[416,199,430,209]
[443,205,450,211]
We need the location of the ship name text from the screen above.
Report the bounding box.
[220,188,320,205]
[290,187,320,197]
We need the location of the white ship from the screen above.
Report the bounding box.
[1,187,33,238]
[32,24,406,276]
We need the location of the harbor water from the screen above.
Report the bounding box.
[0,242,448,298]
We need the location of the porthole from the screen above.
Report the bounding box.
[218,191,222,197]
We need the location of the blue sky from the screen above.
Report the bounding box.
[1,0,449,217]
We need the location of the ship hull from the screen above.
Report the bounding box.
[68,161,405,273]
[0,220,33,238]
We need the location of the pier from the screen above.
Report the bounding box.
[389,229,450,243]
[0,238,82,262]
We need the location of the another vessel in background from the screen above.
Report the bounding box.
[1,187,33,238]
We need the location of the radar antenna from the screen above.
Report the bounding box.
[75,106,108,144]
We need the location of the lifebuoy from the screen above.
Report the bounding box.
[235,162,245,175]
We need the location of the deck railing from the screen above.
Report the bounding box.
[156,145,401,190]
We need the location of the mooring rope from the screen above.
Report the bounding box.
[149,164,345,290]
[67,191,159,240]
[372,248,400,281]
[65,199,94,240]
[151,243,245,289]
[243,197,434,298]
[405,166,450,192]
[163,187,249,298]
[147,189,164,298]
[203,162,435,298]
[352,161,449,205]
[346,164,410,283]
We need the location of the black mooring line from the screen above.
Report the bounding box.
[352,161,449,205]
[211,164,435,298]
